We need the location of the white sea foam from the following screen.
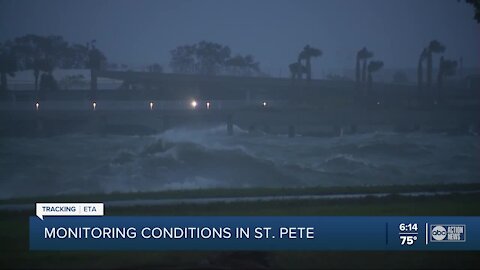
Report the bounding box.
[0,126,479,199]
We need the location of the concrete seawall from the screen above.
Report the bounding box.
[1,103,478,137]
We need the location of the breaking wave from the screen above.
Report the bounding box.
[0,125,479,198]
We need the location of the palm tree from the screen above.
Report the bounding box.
[426,40,445,89]
[288,62,307,80]
[356,47,373,89]
[367,60,384,92]
[361,49,373,84]
[355,49,362,86]
[298,45,322,81]
[436,56,457,100]
[417,48,428,94]
[0,41,17,92]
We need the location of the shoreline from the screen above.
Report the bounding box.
[2,189,480,212]
[2,183,480,207]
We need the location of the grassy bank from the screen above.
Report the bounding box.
[1,192,479,269]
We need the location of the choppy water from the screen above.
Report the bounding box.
[0,125,479,199]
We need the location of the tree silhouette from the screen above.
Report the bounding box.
[0,41,17,92]
[195,41,231,75]
[87,40,107,92]
[464,0,480,23]
[298,45,322,81]
[14,35,72,91]
[289,62,307,80]
[355,47,374,93]
[360,48,373,84]
[62,43,90,69]
[367,60,384,92]
[355,49,362,86]
[0,45,16,92]
[225,55,245,75]
[170,41,260,76]
[170,44,197,73]
[417,48,428,94]
[87,40,106,70]
[226,54,260,76]
[426,40,445,90]
[243,55,260,76]
[13,35,43,91]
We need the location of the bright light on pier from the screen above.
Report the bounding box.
[35,102,39,111]
[92,101,97,111]
[262,101,267,107]
[206,101,211,110]
[149,101,154,110]
[191,100,197,109]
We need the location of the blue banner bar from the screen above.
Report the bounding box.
[29,216,480,250]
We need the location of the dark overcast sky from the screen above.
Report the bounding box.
[1,0,479,75]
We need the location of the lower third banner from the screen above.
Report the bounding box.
[29,216,480,250]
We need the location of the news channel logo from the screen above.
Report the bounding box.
[430,224,466,242]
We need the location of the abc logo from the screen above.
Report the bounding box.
[431,226,447,241]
